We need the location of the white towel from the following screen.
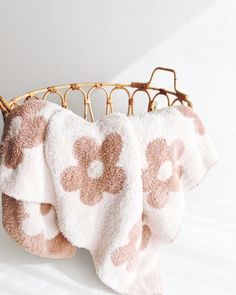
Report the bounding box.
[0,99,218,295]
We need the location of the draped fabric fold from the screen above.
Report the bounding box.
[0,99,217,295]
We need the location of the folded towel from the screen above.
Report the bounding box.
[0,99,218,295]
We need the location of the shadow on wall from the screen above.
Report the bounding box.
[0,0,217,98]
[0,1,218,293]
[0,0,217,134]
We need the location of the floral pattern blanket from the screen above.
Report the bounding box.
[0,99,217,295]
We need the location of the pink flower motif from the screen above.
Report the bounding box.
[111,218,152,272]
[61,132,126,206]
[142,138,184,209]
[0,100,47,169]
[2,193,77,258]
[176,105,206,135]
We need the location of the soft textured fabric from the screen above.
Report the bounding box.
[0,99,218,295]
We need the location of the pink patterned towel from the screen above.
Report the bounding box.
[0,99,218,295]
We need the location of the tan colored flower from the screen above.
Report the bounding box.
[2,193,76,258]
[177,105,206,135]
[61,132,126,206]
[0,100,47,169]
[142,138,184,209]
[111,217,151,272]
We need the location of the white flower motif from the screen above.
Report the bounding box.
[21,202,59,240]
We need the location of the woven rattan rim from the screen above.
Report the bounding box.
[0,67,192,122]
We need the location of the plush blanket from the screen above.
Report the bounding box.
[0,99,218,295]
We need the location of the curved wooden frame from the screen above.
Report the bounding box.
[0,67,192,122]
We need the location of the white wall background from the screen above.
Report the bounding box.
[0,1,235,295]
